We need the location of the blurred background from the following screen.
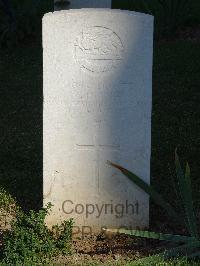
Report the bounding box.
[1,0,200,47]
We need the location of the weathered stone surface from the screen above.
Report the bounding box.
[43,9,154,233]
[54,0,111,11]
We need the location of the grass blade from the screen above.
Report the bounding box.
[162,240,200,259]
[107,161,184,226]
[126,254,166,265]
[126,247,200,265]
[103,228,196,243]
[168,164,186,225]
[188,251,200,258]
[175,150,198,238]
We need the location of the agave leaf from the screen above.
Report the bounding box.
[168,165,186,225]
[174,152,189,230]
[175,150,198,238]
[104,228,196,243]
[184,162,198,238]
[127,242,200,264]
[107,161,184,226]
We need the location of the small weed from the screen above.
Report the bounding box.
[1,202,73,265]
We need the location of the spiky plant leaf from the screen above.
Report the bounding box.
[103,228,196,243]
[175,150,198,238]
[107,161,184,226]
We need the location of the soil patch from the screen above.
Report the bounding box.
[52,233,172,265]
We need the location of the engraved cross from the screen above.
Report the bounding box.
[75,120,120,191]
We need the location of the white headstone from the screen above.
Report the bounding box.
[54,0,111,11]
[43,9,154,233]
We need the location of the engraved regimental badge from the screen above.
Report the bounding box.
[75,26,124,73]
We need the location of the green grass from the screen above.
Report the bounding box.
[0,40,43,211]
[112,0,200,37]
[151,41,200,226]
[112,0,200,24]
[127,256,200,265]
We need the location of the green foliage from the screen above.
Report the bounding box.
[1,203,73,265]
[106,151,200,259]
[175,150,198,238]
[108,161,183,226]
[0,0,52,48]
[112,0,191,38]
[0,187,18,215]
[104,228,196,243]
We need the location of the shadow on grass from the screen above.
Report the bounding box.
[0,40,43,211]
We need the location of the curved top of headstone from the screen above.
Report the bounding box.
[44,8,154,22]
